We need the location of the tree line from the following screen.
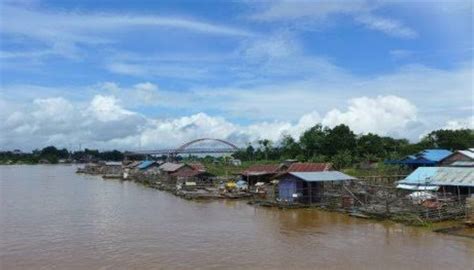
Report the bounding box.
[232,124,474,169]
[1,125,472,167]
[0,146,124,164]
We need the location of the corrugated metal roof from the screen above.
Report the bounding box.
[137,160,155,170]
[458,150,474,160]
[159,162,184,172]
[398,167,438,185]
[388,149,452,165]
[287,162,332,172]
[242,164,280,176]
[399,167,474,187]
[188,162,206,172]
[432,167,474,187]
[288,171,356,182]
[450,161,474,167]
[418,149,452,162]
[170,170,200,177]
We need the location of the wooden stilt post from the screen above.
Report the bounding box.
[457,186,461,202]
[308,182,312,205]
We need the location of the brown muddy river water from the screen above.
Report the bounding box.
[1,165,473,269]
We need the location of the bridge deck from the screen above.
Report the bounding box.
[125,147,239,156]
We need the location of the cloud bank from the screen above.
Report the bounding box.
[2,93,469,151]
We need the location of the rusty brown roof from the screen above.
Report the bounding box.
[188,162,206,172]
[170,170,201,178]
[287,162,332,172]
[241,164,281,176]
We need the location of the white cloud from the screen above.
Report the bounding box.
[0,95,146,149]
[249,0,417,38]
[87,95,135,122]
[251,0,370,21]
[355,14,417,38]
[0,92,450,151]
[322,95,418,136]
[389,49,413,60]
[105,62,211,80]
[442,116,474,130]
[241,32,302,62]
[0,3,253,59]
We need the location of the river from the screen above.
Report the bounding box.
[0,165,472,269]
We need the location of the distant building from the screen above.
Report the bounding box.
[277,171,356,204]
[397,167,474,195]
[241,164,284,186]
[286,162,333,173]
[229,159,242,166]
[137,160,162,175]
[439,149,474,166]
[386,149,452,169]
[241,162,333,186]
[159,162,195,181]
[187,162,206,172]
[103,161,123,175]
[156,162,214,184]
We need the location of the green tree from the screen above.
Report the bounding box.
[280,135,302,159]
[357,133,385,160]
[299,124,326,159]
[420,129,474,150]
[39,146,68,163]
[322,124,356,156]
[331,150,352,169]
[258,139,272,160]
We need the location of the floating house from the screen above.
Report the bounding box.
[397,167,474,196]
[158,162,196,181]
[387,149,452,169]
[287,162,332,173]
[188,162,206,172]
[158,162,214,185]
[137,160,162,175]
[241,162,333,186]
[170,169,215,187]
[277,171,356,204]
[440,149,474,166]
[103,161,123,175]
[241,164,285,186]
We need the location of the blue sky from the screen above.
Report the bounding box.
[0,0,472,150]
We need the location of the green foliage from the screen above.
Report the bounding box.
[2,127,473,169]
[299,124,326,158]
[323,124,356,156]
[280,135,302,159]
[420,129,474,150]
[231,127,474,170]
[331,150,352,170]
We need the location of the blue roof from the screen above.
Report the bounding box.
[387,149,452,165]
[137,160,155,170]
[399,167,474,187]
[418,149,452,162]
[398,167,438,185]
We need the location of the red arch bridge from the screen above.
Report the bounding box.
[124,138,241,157]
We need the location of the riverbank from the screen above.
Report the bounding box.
[80,162,474,239]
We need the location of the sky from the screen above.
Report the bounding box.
[0,0,473,151]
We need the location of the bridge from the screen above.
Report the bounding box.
[124,138,241,157]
